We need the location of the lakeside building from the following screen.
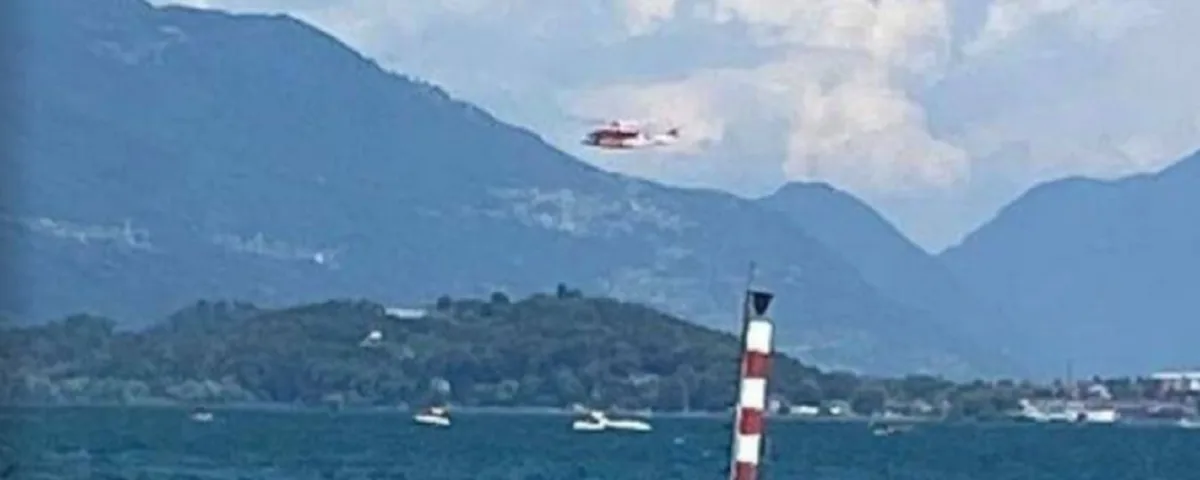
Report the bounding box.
[1150,371,1200,394]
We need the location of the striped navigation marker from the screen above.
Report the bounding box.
[728,289,774,480]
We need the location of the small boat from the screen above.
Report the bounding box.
[189,407,214,423]
[1178,418,1200,429]
[606,416,653,432]
[413,406,451,427]
[571,410,651,432]
[1075,408,1119,424]
[868,418,913,436]
[871,424,912,436]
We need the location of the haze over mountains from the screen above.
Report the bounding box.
[942,152,1200,377]
[5,0,1196,379]
[756,183,1017,363]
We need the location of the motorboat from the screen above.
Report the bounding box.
[871,424,912,436]
[1075,408,1118,424]
[1179,417,1200,429]
[413,406,451,427]
[868,418,914,436]
[572,410,607,431]
[606,416,653,432]
[189,407,214,423]
[571,410,651,432]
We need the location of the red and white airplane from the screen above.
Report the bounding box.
[580,119,680,150]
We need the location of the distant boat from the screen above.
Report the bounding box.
[571,410,651,432]
[1179,418,1200,429]
[871,424,912,436]
[1017,399,1118,424]
[413,406,451,427]
[1075,408,1118,424]
[189,407,214,423]
[868,417,913,436]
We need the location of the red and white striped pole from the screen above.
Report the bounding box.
[729,288,774,480]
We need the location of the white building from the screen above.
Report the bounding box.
[1150,371,1200,393]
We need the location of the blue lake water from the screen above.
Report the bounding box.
[1,407,1198,479]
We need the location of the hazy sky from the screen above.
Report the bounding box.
[154,0,1200,252]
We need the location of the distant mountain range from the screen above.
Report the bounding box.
[7,0,1194,379]
[756,183,1020,372]
[3,0,1024,378]
[941,151,1200,377]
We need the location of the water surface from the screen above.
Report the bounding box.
[1,407,1197,479]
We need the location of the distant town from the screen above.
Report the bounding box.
[770,370,1199,428]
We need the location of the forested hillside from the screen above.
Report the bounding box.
[1,290,1035,418]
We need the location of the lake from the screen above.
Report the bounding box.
[1,407,1198,479]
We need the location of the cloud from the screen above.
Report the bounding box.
[566,0,970,195]
[619,0,678,36]
[147,0,1200,249]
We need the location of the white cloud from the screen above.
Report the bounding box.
[148,0,1200,250]
[570,0,969,195]
[619,0,679,36]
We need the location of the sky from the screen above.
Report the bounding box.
[152,0,1200,252]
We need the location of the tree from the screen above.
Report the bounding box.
[435,295,452,311]
[789,377,824,406]
[555,283,582,299]
[850,385,888,415]
[820,370,861,401]
[490,291,511,305]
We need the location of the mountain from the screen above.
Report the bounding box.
[757,182,1023,375]
[4,0,1009,377]
[941,151,1200,377]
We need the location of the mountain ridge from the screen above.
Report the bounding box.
[941,149,1200,376]
[7,0,1012,378]
[757,181,1023,375]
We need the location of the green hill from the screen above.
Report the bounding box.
[1,289,1016,415]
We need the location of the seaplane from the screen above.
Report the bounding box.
[579,119,680,150]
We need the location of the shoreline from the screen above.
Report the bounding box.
[5,404,1189,428]
[0,402,936,423]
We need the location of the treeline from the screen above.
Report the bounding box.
[0,287,1156,418]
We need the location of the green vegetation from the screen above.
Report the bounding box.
[1,287,1173,418]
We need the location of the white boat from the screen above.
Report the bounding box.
[1017,399,1117,424]
[606,417,653,432]
[413,406,451,427]
[1017,399,1072,423]
[868,417,914,436]
[871,424,912,436]
[1179,418,1200,429]
[1077,408,1118,424]
[571,418,607,431]
[189,408,214,423]
[571,410,651,432]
